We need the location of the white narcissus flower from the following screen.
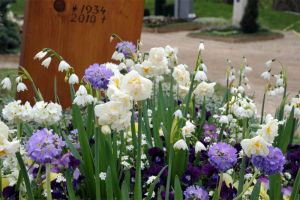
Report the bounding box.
[0,120,20,157]
[58,60,71,72]
[134,61,156,78]
[0,137,20,157]
[148,47,169,75]
[174,110,183,118]
[195,141,206,153]
[2,100,33,123]
[261,71,271,80]
[193,81,216,97]
[173,139,188,150]
[1,77,12,91]
[178,85,189,98]
[258,114,279,144]
[32,101,62,125]
[107,85,132,110]
[182,120,196,137]
[121,70,153,101]
[198,42,205,51]
[73,85,93,106]
[0,120,10,138]
[34,50,47,60]
[172,64,190,86]
[241,136,269,157]
[17,82,27,92]
[94,101,131,131]
[195,70,207,82]
[41,57,52,68]
[68,74,79,85]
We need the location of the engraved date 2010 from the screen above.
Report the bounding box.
[70,4,106,24]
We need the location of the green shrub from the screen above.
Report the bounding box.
[0,0,21,54]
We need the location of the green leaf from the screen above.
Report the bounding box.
[134,108,143,200]
[237,157,246,195]
[16,152,35,200]
[174,176,183,200]
[72,104,95,198]
[121,180,130,200]
[291,169,300,200]
[86,103,95,138]
[269,174,283,200]
[279,107,295,153]
[65,170,77,200]
[250,181,261,200]
[106,167,114,200]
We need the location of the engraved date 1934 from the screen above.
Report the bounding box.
[70,4,106,24]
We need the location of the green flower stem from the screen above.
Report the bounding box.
[260,92,266,124]
[0,163,3,200]
[17,123,22,139]
[233,170,259,200]
[217,173,223,196]
[46,163,52,200]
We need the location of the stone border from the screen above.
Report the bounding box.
[187,31,284,43]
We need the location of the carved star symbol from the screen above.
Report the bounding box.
[72,5,77,12]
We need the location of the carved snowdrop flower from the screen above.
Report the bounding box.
[34,50,47,60]
[261,71,271,80]
[41,57,52,68]
[1,77,12,91]
[198,42,205,51]
[195,141,206,153]
[17,82,27,92]
[68,74,79,85]
[195,70,207,82]
[173,139,188,150]
[58,60,71,72]
[73,85,93,106]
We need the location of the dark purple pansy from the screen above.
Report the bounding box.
[181,164,201,186]
[220,183,237,200]
[148,147,165,166]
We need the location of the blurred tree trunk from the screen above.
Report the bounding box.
[155,0,166,15]
[273,0,300,12]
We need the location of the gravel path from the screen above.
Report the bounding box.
[142,31,300,116]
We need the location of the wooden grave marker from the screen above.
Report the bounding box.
[19,0,144,107]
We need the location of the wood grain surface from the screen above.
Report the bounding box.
[19,0,144,107]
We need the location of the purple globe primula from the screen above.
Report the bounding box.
[251,146,286,176]
[116,41,136,58]
[26,128,65,164]
[203,123,218,140]
[84,63,114,89]
[184,185,209,200]
[208,142,237,172]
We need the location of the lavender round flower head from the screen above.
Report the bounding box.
[208,142,237,172]
[251,146,285,176]
[84,63,114,89]
[184,185,209,200]
[26,128,65,164]
[116,41,136,58]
